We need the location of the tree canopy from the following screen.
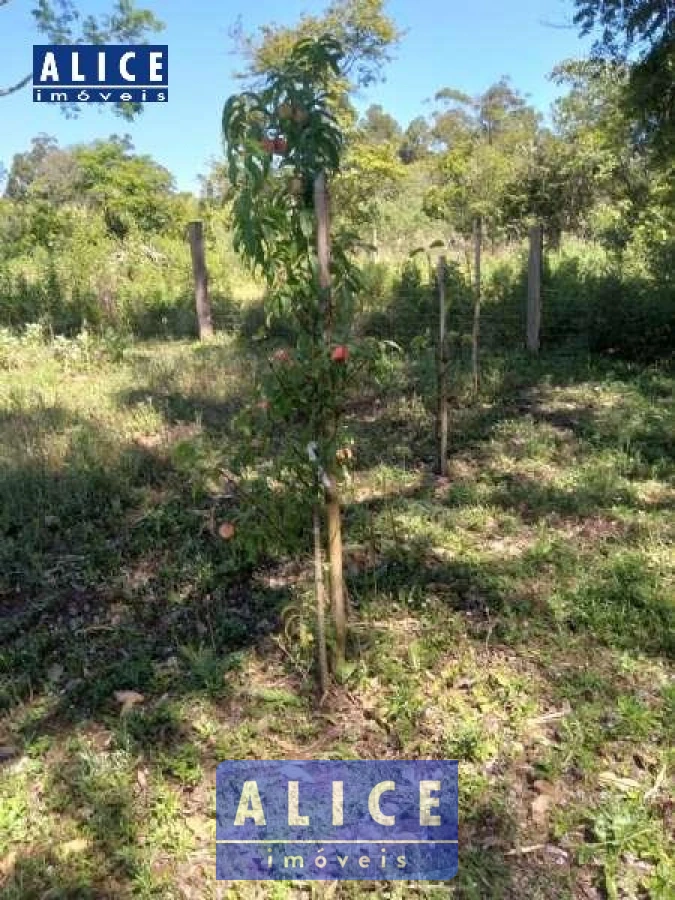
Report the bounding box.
[3,134,177,243]
[572,0,674,162]
[233,0,402,90]
[358,104,402,144]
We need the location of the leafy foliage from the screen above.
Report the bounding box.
[234,0,402,89]
[222,35,367,537]
[573,0,675,162]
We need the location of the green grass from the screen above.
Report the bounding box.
[0,335,673,898]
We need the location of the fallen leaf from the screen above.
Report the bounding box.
[545,845,569,864]
[114,690,145,713]
[531,793,553,825]
[60,838,90,856]
[137,768,148,789]
[598,771,641,792]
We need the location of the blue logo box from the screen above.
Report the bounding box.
[33,44,168,103]
[216,760,458,881]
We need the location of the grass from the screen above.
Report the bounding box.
[0,333,673,898]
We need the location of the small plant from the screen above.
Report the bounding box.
[581,797,671,900]
[223,35,368,680]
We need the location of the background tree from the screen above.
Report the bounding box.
[550,58,655,252]
[4,135,60,200]
[572,0,675,162]
[4,135,177,239]
[399,116,432,163]
[234,0,402,90]
[358,103,402,144]
[73,137,175,237]
[500,128,595,248]
[228,0,403,246]
[424,79,541,240]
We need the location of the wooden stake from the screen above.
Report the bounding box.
[527,223,542,353]
[436,255,449,477]
[313,172,347,669]
[187,221,214,341]
[471,216,482,396]
[313,506,329,696]
[326,494,346,667]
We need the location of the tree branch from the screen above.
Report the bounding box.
[0,73,32,98]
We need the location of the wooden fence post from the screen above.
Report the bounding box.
[314,171,347,670]
[187,221,213,341]
[527,223,542,353]
[436,255,449,477]
[471,216,482,396]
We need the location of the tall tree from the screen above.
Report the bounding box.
[230,0,402,237]
[359,103,402,144]
[233,0,401,90]
[4,135,60,199]
[73,137,175,236]
[1,0,162,116]
[550,57,667,255]
[399,116,432,163]
[424,79,541,239]
[4,135,176,239]
[572,0,674,162]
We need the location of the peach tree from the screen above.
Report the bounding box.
[222,36,366,679]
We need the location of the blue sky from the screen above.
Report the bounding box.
[0,1,592,192]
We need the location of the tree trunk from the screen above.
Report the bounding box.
[471,216,482,396]
[188,221,213,341]
[313,172,347,669]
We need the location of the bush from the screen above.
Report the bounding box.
[0,214,247,340]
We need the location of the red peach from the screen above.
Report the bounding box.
[218,522,236,540]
